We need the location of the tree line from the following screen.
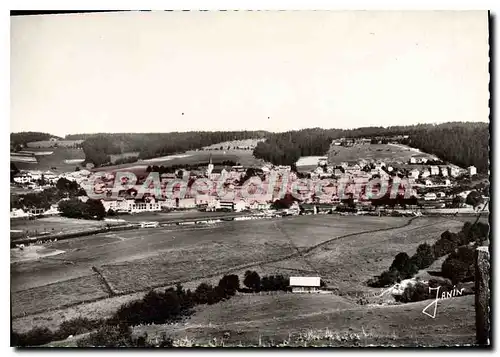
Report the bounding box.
[10,132,60,151]
[77,131,267,167]
[252,122,488,173]
[367,220,489,289]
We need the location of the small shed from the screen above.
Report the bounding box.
[289,276,321,293]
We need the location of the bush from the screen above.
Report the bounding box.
[368,269,400,288]
[11,327,55,347]
[433,230,462,257]
[54,317,104,340]
[462,221,489,245]
[260,274,289,292]
[397,281,431,303]
[193,282,224,305]
[400,260,420,279]
[243,270,261,292]
[218,274,240,297]
[59,198,106,220]
[441,246,476,284]
[396,279,455,303]
[76,324,148,347]
[390,252,410,272]
[111,285,193,326]
[411,243,435,269]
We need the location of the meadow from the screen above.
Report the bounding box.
[132,293,474,346]
[95,149,265,174]
[11,147,86,172]
[327,143,437,166]
[10,213,477,344]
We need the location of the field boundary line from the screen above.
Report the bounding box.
[15,216,466,320]
[92,266,117,297]
[13,216,425,319]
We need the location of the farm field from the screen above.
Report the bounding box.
[10,216,113,239]
[26,140,84,148]
[201,138,265,150]
[11,274,109,318]
[109,152,140,164]
[11,147,86,172]
[94,149,266,174]
[327,143,438,166]
[10,214,478,338]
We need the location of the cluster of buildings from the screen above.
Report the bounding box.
[10,150,484,217]
[12,169,93,189]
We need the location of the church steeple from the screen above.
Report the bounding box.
[207,154,214,176]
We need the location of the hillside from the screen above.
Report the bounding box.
[253,122,489,172]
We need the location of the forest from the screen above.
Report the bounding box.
[252,122,489,172]
[11,122,489,172]
[10,132,59,149]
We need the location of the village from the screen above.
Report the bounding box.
[10,139,489,221]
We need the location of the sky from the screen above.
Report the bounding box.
[10,11,490,137]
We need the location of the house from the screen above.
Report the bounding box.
[249,201,270,210]
[468,166,477,176]
[13,173,31,184]
[160,173,176,180]
[29,170,43,181]
[440,167,449,177]
[444,179,451,186]
[276,165,291,172]
[334,168,344,177]
[231,165,246,173]
[409,157,417,164]
[425,179,433,187]
[10,208,28,218]
[129,201,161,213]
[318,157,328,166]
[420,170,430,179]
[234,200,247,212]
[177,198,196,209]
[219,200,236,211]
[410,169,420,179]
[289,276,321,293]
[450,167,460,178]
[314,166,325,175]
[429,166,440,176]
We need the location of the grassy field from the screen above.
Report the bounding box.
[11,147,86,172]
[109,152,140,164]
[201,138,265,150]
[10,216,111,239]
[327,143,437,166]
[26,140,84,148]
[132,293,475,347]
[11,274,109,318]
[95,149,265,174]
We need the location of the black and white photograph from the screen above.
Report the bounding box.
[9,9,491,348]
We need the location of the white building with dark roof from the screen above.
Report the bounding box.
[289,276,321,293]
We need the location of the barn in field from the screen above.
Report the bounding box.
[289,276,321,293]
